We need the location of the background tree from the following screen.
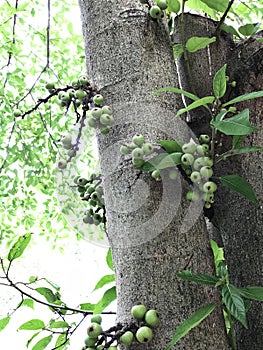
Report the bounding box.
[0,0,262,349]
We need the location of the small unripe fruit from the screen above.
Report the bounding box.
[142,142,154,155]
[108,347,118,350]
[152,169,161,181]
[84,336,97,347]
[132,157,145,167]
[132,134,145,146]
[58,160,67,169]
[87,323,102,338]
[128,142,137,150]
[93,94,104,105]
[77,177,88,186]
[91,107,102,118]
[157,0,168,10]
[150,5,162,19]
[131,304,147,320]
[193,157,206,170]
[68,88,75,97]
[100,114,114,126]
[132,148,144,159]
[181,153,194,166]
[91,315,102,325]
[87,118,97,128]
[139,0,147,3]
[203,181,217,193]
[75,89,86,100]
[79,75,89,85]
[199,134,210,144]
[120,331,134,345]
[120,145,130,155]
[145,309,160,327]
[203,156,213,167]
[101,105,112,115]
[203,192,214,203]
[73,175,81,184]
[62,134,72,146]
[204,202,212,209]
[228,106,237,113]
[45,81,55,90]
[86,186,95,195]
[196,145,205,155]
[61,92,71,102]
[83,215,93,224]
[182,142,196,154]
[101,126,111,134]
[75,99,82,107]
[136,326,153,343]
[14,108,22,117]
[190,171,201,183]
[200,166,213,179]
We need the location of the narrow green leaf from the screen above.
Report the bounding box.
[220,24,241,38]
[8,233,31,261]
[173,43,184,59]
[210,240,225,275]
[200,0,228,12]
[141,154,168,172]
[0,317,10,331]
[26,332,41,348]
[157,140,183,153]
[211,109,258,135]
[49,321,69,329]
[36,287,57,303]
[165,303,216,349]
[55,333,68,349]
[176,96,214,116]
[186,36,216,53]
[32,335,53,350]
[106,248,114,271]
[213,64,227,99]
[152,87,199,101]
[93,286,117,314]
[239,287,263,301]
[222,91,263,107]
[232,135,244,149]
[220,175,258,203]
[221,146,263,160]
[93,274,115,291]
[177,270,219,286]
[222,284,247,328]
[238,24,256,36]
[18,319,45,330]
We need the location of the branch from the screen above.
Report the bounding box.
[214,0,236,36]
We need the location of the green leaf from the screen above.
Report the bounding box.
[79,302,95,311]
[0,317,10,331]
[223,91,263,107]
[186,36,216,53]
[210,240,225,275]
[211,109,258,135]
[238,24,256,36]
[157,140,183,153]
[55,333,68,349]
[232,135,244,149]
[32,335,53,350]
[173,43,184,59]
[220,175,258,203]
[222,284,247,328]
[213,64,227,99]
[106,248,114,271]
[8,232,31,261]
[239,287,263,301]
[36,287,57,303]
[165,303,216,349]
[152,87,199,101]
[49,321,69,329]
[221,146,263,160]
[176,96,214,116]
[93,274,115,291]
[200,0,228,12]
[177,270,219,286]
[18,319,45,330]
[93,286,117,314]
[19,299,34,309]
[220,24,241,38]
[141,152,183,172]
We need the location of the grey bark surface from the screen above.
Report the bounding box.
[78,1,230,349]
[213,36,263,349]
[174,14,263,349]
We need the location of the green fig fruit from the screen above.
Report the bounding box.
[120,330,134,345]
[136,326,153,343]
[157,0,168,10]
[131,304,147,320]
[203,181,217,193]
[145,309,160,327]
[181,153,194,166]
[87,323,102,338]
[150,5,162,19]
[93,94,104,105]
[190,171,201,183]
[132,134,145,146]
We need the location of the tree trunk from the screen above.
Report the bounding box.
[174,14,263,349]
[78,1,230,348]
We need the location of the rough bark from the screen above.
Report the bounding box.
[213,35,263,349]
[173,14,263,349]
[78,1,230,349]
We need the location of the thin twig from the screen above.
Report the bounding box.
[214,0,236,36]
